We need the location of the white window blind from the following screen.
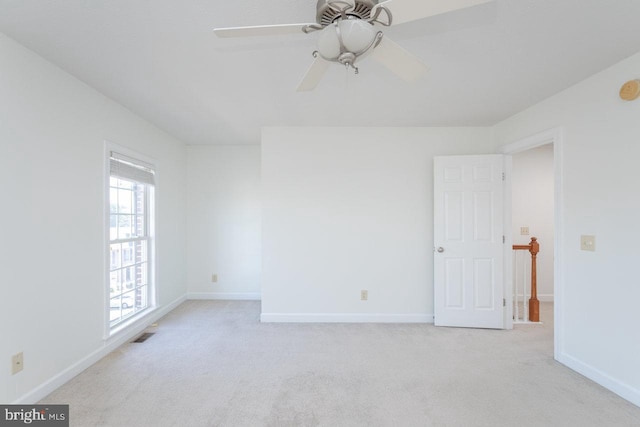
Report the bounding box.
[110,151,155,186]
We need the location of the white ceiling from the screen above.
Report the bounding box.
[1,0,640,145]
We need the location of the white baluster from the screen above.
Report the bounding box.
[523,251,528,322]
[513,251,519,322]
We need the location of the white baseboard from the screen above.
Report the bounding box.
[188,292,261,301]
[260,312,433,323]
[558,351,640,408]
[13,294,187,404]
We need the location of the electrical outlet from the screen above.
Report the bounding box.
[360,290,368,301]
[580,235,596,251]
[211,274,218,283]
[11,352,23,375]
[520,226,529,235]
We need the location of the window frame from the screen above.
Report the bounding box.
[104,142,157,338]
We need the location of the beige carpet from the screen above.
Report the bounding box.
[41,301,640,426]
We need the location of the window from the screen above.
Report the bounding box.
[108,151,155,330]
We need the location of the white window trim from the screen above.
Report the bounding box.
[103,141,159,340]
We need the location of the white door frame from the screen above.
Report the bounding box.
[499,127,564,360]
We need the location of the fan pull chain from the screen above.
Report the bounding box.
[344,62,359,90]
[345,63,349,90]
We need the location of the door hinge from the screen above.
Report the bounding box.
[503,235,505,244]
[502,172,505,181]
[503,298,506,307]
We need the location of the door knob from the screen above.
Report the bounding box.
[437,247,445,253]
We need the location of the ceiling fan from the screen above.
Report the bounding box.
[214,0,492,91]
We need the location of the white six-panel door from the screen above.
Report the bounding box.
[434,155,504,329]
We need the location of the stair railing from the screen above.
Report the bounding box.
[512,237,540,323]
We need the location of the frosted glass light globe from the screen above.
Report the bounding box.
[317,23,342,60]
[316,19,378,62]
[338,19,377,53]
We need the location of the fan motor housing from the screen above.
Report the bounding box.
[316,0,379,26]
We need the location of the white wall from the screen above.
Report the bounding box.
[187,145,261,299]
[511,144,554,299]
[261,127,499,322]
[0,33,187,403]
[495,51,640,406]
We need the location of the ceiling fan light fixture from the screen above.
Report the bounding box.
[316,18,382,70]
[340,19,377,52]
[316,23,342,59]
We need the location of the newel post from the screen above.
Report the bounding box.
[528,237,540,322]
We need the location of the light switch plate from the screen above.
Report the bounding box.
[581,235,596,251]
[520,227,529,235]
[12,352,23,375]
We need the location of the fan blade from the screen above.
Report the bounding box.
[213,23,315,38]
[374,0,493,26]
[371,37,428,82]
[296,57,330,92]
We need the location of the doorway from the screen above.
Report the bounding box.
[511,144,554,321]
[501,127,563,360]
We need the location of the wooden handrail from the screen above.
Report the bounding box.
[512,237,540,322]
